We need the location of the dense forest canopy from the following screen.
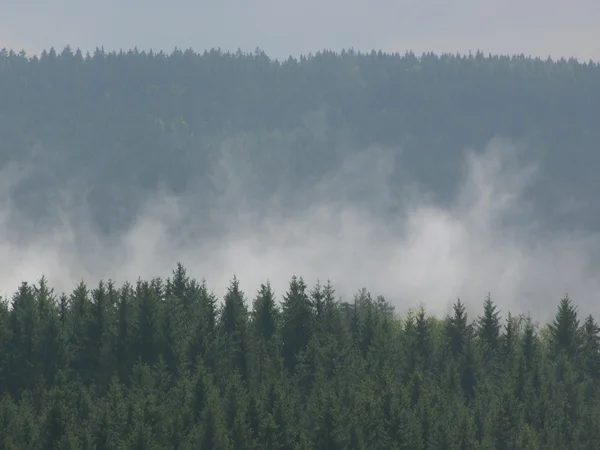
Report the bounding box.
[0,46,599,236]
[0,266,599,448]
[1,45,600,448]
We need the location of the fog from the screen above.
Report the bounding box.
[1,136,599,321]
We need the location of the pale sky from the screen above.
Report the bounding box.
[1,0,599,61]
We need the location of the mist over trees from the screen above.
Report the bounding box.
[0,266,599,448]
[0,46,599,235]
[1,46,600,448]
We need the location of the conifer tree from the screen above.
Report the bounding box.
[116,283,137,383]
[251,281,278,343]
[187,279,219,372]
[0,297,11,392]
[87,280,116,388]
[549,296,581,358]
[68,281,91,379]
[280,276,313,373]
[501,311,518,370]
[135,280,161,366]
[580,314,600,380]
[477,293,501,359]
[160,291,186,379]
[34,278,66,388]
[219,276,250,379]
[415,305,433,372]
[446,298,470,358]
[8,282,39,395]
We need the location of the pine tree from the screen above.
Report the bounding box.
[549,296,581,359]
[521,315,537,372]
[34,278,66,388]
[0,297,11,393]
[87,280,116,388]
[251,281,278,343]
[477,294,501,360]
[580,314,600,380]
[68,281,91,380]
[446,298,470,358]
[169,263,189,307]
[116,283,137,383]
[160,291,186,379]
[201,384,231,450]
[320,281,342,336]
[280,276,313,373]
[415,305,433,372]
[500,311,518,371]
[311,281,324,323]
[136,280,161,366]
[187,279,219,373]
[219,276,250,380]
[8,282,39,395]
[460,338,479,403]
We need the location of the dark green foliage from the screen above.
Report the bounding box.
[0,265,599,448]
[1,48,599,236]
[219,276,250,380]
[550,296,581,357]
[8,282,38,395]
[280,276,313,373]
[581,314,600,379]
[478,294,501,358]
[251,282,278,342]
[446,298,470,358]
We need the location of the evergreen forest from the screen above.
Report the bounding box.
[0,265,599,449]
[0,47,599,234]
[1,46,600,448]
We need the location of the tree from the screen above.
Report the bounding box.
[34,277,66,388]
[116,283,137,383]
[477,294,501,359]
[187,280,219,373]
[0,297,11,393]
[219,276,250,379]
[68,281,92,380]
[87,280,116,388]
[251,282,278,343]
[500,311,518,370]
[280,276,313,373]
[135,280,161,366]
[580,314,600,380]
[160,291,186,379]
[549,296,581,359]
[446,298,470,358]
[8,282,39,395]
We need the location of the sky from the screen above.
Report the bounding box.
[1,0,599,61]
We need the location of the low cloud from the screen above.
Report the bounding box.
[1,136,599,322]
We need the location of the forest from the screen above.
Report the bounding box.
[0,265,599,449]
[0,47,599,235]
[1,46,600,448]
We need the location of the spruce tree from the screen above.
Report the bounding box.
[280,276,313,373]
[549,296,581,358]
[477,294,501,358]
[251,281,278,343]
[219,276,250,380]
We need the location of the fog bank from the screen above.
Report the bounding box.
[1,137,598,321]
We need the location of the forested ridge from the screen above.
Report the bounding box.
[1,47,600,234]
[0,265,599,449]
[2,46,600,448]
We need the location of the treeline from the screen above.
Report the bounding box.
[0,264,599,449]
[1,47,599,233]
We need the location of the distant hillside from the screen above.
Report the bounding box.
[0,47,599,234]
